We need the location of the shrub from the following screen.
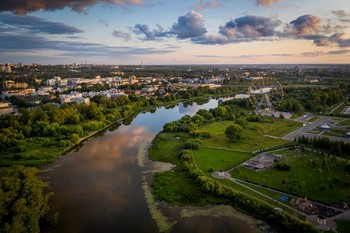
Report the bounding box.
[275,162,291,171]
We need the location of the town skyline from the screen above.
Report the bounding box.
[0,0,350,65]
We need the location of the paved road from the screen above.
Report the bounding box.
[283,116,350,143]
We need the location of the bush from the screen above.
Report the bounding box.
[184,139,202,150]
[275,162,291,171]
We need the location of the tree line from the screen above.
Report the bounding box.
[296,135,350,157]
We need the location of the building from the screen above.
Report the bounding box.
[320,124,331,130]
[129,75,139,85]
[3,80,28,89]
[5,64,12,73]
[60,92,90,105]
[0,102,14,115]
[46,76,67,86]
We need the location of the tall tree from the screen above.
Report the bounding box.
[225,124,243,143]
[0,166,52,233]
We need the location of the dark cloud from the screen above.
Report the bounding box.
[332,10,350,23]
[271,53,294,57]
[0,33,172,59]
[301,51,324,57]
[133,24,166,40]
[0,13,83,34]
[287,15,321,35]
[311,33,350,48]
[329,33,350,47]
[219,15,281,38]
[193,15,281,44]
[132,11,207,41]
[0,0,143,14]
[327,49,350,55]
[194,0,222,11]
[112,30,132,41]
[283,14,350,48]
[289,15,321,35]
[170,11,207,39]
[256,0,281,7]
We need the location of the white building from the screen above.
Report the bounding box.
[60,92,90,105]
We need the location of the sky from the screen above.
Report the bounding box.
[0,0,350,65]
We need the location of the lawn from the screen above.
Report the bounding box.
[192,148,251,174]
[335,220,350,233]
[197,118,300,152]
[307,116,321,122]
[148,132,189,164]
[337,119,350,126]
[232,148,350,205]
[152,170,221,206]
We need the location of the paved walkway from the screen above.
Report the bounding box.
[212,171,308,217]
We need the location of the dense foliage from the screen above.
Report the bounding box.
[296,135,350,157]
[0,166,52,233]
[280,87,344,113]
[225,124,243,142]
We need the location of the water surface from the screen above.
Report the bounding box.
[44,99,266,233]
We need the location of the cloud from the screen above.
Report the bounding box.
[256,0,281,7]
[112,30,132,41]
[132,11,207,41]
[0,34,173,59]
[0,13,83,34]
[301,51,325,57]
[327,49,350,55]
[312,33,350,48]
[329,33,350,47]
[133,24,166,40]
[283,14,350,48]
[194,0,222,10]
[193,15,281,44]
[287,15,321,35]
[0,0,143,14]
[170,11,207,39]
[219,15,281,38]
[332,10,350,23]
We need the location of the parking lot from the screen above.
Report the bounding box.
[283,116,350,143]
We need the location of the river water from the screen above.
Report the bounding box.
[43,98,268,233]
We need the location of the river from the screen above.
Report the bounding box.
[42,98,270,233]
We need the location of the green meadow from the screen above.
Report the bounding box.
[196,118,300,151]
[232,149,350,205]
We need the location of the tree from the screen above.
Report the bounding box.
[235,117,248,128]
[0,166,52,233]
[225,124,243,143]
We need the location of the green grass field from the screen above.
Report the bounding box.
[307,116,321,122]
[192,148,251,174]
[148,132,189,164]
[232,149,350,205]
[335,220,350,233]
[152,170,221,206]
[337,119,350,126]
[197,118,300,152]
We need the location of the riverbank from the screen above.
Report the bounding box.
[0,92,233,168]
